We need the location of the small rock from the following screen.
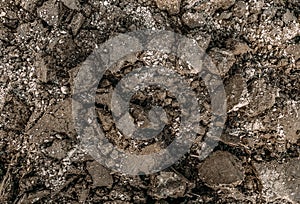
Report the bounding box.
[140,143,162,154]
[229,41,251,55]
[70,12,85,36]
[26,98,77,142]
[60,86,69,95]
[97,111,114,132]
[45,140,67,160]
[186,31,211,51]
[232,1,248,18]
[26,190,50,203]
[0,73,8,84]
[198,151,245,187]
[218,11,232,20]
[61,0,80,10]
[285,44,300,61]
[87,161,113,188]
[208,48,236,77]
[0,11,6,17]
[279,101,300,144]
[283,9,296,24]
[37,0,59,27]
[247,79,276,117]
[20,0,40,12]
[155,0,181,15]
[233,43,251,55]
[149,172,190,199]
[95,89,113,108]
[182,12,206,28]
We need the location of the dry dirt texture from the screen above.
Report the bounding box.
[0,0,300,203]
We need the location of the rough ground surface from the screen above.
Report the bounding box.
[0,0,299,203]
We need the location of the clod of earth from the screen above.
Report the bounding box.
[198,151,245,188]
[87,161,113,188]
[148,171,191,199]
[155,0,181,15]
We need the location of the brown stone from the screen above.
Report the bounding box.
[182,12,206,28]
[155,0,181,15]
[87,161,113,188]
[149,172,189,199]
[198,151,245,187]
[247,79,276,117]
[208,48,236,77]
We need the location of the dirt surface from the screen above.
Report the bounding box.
[0,0,300,203]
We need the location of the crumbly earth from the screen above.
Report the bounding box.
[0,0,299,203]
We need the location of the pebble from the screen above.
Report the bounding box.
[26,99,77,142]
[285,44,300,61]
[198,151,245,187]
[37,0,59,27]
[70,13,85,36]
[182,12,206,28]
[232,42,251,55]
[155,0,181,15]
[61,0,80,10]
[20,0,40,12]
[60,86,69,95]
[0,11,6,17]
[211,0,235,10]
[45,140,67,160]
[208,48,236,77]
[87,161,113,188]
[247,79,276,117]
[186,31,211,51]
[283,9,297,24]
[149,172,189,199]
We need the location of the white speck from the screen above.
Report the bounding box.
[0,11,6,17]
[61,86,69,94]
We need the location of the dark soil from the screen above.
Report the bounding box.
[0,0,299,203]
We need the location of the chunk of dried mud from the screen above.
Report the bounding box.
[155,0,181,15]
[26,98,76,143]
[149,171,192,199]
[198,151,245,188]
[87,161,113,188]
